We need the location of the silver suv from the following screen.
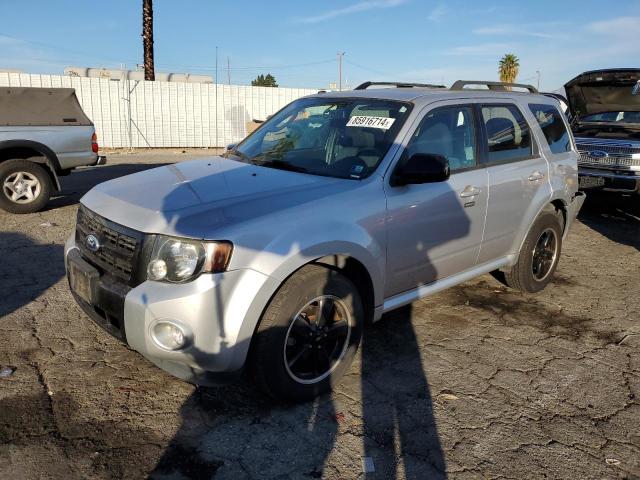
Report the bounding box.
[65,80,585,401]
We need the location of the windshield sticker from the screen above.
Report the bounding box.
[349,164,365,179]
[347,115,396,130]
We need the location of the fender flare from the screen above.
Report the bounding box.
[227,242,384,371]
[516,196,568,255]
[0,139,61,190]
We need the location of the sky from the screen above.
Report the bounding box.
[0,0,638,91]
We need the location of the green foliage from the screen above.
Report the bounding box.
[251,74,278,87]
[499,54,520,84]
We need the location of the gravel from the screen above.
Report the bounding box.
[0,151,638,479]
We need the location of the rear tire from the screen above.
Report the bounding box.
[500,209,563,293]
[250,264,363,403]
[0,159,52,214]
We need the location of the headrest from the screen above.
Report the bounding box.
[486,117,514,139]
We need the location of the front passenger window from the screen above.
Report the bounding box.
[405,106,476,172]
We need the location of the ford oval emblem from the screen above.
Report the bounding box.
[86,234,101,252]
[589,150,609,158]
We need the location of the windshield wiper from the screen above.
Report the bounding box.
[224,148,252,163]
[254,159,308,173]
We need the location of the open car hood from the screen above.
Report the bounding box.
[564,69,640,119]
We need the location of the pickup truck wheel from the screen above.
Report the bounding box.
[251,264,363,403]
[503,210,563,293]
[0,159,52,214]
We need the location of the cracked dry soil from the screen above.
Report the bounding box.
[0,153,639,479]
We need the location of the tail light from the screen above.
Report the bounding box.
[91,132,99,153]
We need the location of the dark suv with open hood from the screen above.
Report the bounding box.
[565,69,640,193]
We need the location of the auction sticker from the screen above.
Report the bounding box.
[347,115,396,130]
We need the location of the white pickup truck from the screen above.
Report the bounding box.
[0,87,105,213]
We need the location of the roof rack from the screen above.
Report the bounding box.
[354,81,446,90]
[541,92,568,104]
[450,80,538,93]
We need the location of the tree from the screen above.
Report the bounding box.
[142,0,155,81]
[251,74,278,87]
[499,54,519,84]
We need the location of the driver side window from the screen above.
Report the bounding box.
[406,106,477,172]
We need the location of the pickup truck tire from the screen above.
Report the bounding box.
[503,210,563,293]
[0,159,52,214]
[250,264,363,402]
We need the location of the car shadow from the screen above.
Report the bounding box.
[0,232,65,318]
[577,190,640,251]
[46,163,169,210]
[357,304,446,479]
[149,307,448,479]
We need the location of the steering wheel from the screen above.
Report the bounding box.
[356,148,380,159]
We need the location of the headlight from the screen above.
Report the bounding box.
[147,236,233,283]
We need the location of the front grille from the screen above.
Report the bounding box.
[578,154,640,168]
[75,205,144,284]
[576,137,640,170]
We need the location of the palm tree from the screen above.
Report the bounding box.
[499,54,519,84]
[142,0,155,81]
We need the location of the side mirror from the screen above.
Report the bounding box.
[226,143,237,151]
[391,153,450,186]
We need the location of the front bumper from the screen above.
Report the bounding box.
[64,234,275,385]
[579,167,640,193]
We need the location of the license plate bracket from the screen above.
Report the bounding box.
[68,253,99,305]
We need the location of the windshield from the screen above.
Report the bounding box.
[226,97,412,179]
[580,111,640,124]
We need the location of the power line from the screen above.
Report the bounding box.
[154,59,335,72]
[0,32,335,75]
[344,59,393,78]
[0,32,140,66]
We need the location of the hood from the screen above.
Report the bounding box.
[80,156,349,239]
[564,69,640,119]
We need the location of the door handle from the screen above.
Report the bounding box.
[528,171,545,182]
[459,186,481,198]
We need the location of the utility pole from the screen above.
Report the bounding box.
[536,70,541,91]
[337,52,345,91]
[215,46,218,148]
[227,57,231,85]
[142,0,155,81]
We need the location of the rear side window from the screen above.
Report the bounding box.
[481,104,533,164]
[528,103,571,154]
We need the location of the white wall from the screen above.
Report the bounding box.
[0,72,317,148]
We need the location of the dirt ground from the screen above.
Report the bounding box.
[0,150,638,479]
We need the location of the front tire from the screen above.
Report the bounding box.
[501,209,563,293]
[250,264,364,402]
[0,159,52,214]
